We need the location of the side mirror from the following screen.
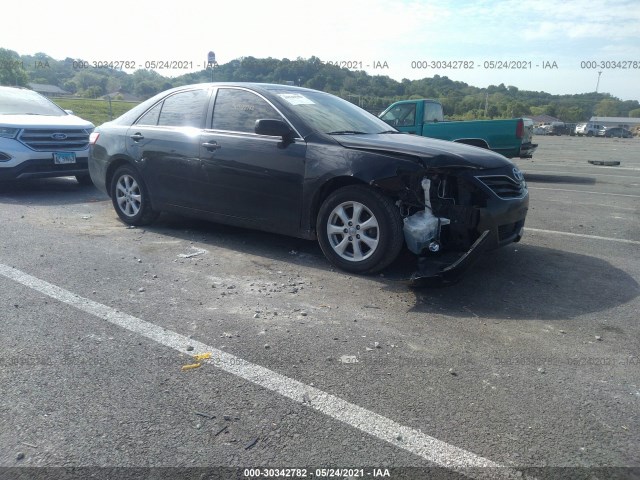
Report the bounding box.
[65,109,74,115]
[255,119,293,138]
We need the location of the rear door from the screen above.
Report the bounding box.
[125,88,212,211]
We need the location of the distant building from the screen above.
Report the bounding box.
[589,116,640,129]
[101,91,142,102]
[27,83,70,97]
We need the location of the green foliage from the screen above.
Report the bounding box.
[5,52,639,122]
[629,108,640,118]
[0,48,28,86]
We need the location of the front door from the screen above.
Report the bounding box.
[199,87,307,234]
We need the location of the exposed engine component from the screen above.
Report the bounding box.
[402,178,450,255]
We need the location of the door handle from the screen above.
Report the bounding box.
[130,133,144,141]
[202,141,221,151]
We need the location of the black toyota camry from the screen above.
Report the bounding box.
[89,83,528,281]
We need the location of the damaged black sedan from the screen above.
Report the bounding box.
[89,83,528,282]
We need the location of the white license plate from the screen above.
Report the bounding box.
[53,152,76,164]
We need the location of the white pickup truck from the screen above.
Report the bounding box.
[575,122,604,137]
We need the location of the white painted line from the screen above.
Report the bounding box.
[528,187,640,198]
[0,263,520,479]
[526,228,640,246]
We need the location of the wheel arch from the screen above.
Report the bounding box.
[453,138,490,149]
[106,157,140,198]
[308,176,369,238]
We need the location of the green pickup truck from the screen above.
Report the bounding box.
[379,99,537,159]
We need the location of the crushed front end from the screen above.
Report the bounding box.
[385,163,529,286]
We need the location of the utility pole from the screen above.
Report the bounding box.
[484,92,489,118]
[207,51,218,82]
[595,71,603,93]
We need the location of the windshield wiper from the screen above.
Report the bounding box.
[326,130,368,135]
[378,130,403,134]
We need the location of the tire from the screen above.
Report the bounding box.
[586,131,594,137]
[75,173,93,186]
[110,165,159,226]
[316,185,404,274]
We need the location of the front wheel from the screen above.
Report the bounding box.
[110,165,159,226]
[316,185,404,274]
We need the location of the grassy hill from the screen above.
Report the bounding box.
[52,97,139,126]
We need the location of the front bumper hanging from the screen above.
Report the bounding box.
[409,230,491,287]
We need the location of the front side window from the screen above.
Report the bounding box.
[157,89,209,128]
[212,88,282,133]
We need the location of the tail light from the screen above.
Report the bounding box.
[516,119,524,139]
[89,132,100,145]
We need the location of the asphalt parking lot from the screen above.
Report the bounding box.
[1,135,639,479]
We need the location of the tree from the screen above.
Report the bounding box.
[487,105,499,119]
[594,98,621,117]
[0,48,28,86]
[629,108,640,118]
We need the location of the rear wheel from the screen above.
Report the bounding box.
[110,165,159,226]
[316,186,404,274]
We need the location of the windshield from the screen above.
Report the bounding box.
[0,88,67,116]
[275,90,394,135]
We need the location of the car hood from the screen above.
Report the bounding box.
[0,114,94,129]
[332,133,512,169]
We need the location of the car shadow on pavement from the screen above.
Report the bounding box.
[403,244,639,320]
[146,213,638,322]
[0,177,106,206]
[524,173,597,185]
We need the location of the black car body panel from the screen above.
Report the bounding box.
[332,133,511,170]
[90,83,529,278]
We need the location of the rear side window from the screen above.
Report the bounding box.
[157,89,209,128]
[212,88,282,133]
[136,103,162,126]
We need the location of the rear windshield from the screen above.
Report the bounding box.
[0,88,67,116]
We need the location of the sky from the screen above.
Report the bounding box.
[2,0,639,100]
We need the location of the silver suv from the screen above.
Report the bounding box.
[0,86,95,184]
[575,122,603,137]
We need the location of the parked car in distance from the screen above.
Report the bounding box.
[89,83,528,280]
[597,126,633,138]
[0,86,95,184]
[575,122,604,136]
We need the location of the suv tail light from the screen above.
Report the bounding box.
[89,132,100,145]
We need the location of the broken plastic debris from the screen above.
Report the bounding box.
[181,363,202,371]
[177,247,207,258]
[192,352,212,361]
